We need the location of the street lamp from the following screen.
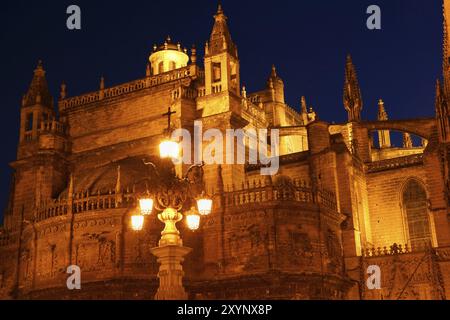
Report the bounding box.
[196,193,213,216]
[139,198,154,216]
[185,209,201,231]
[130,106,212,300]
[159,140,180,160]
[131,214,145,231]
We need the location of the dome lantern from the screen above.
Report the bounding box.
[149,36,189,75]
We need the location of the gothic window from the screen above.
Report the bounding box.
[402,180,432,250]
[230,62,238,90]
[213,62,221,82]
[38,112,48,130]
[230,61,237,80]
[26,113,33,131]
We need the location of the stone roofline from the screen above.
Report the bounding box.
[58,65,202,113]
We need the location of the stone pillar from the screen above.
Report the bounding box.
[150,207,192,300]
[150,245,192,300]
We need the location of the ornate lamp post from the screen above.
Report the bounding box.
[130,107,212,300]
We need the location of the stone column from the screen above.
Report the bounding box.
[150,207,192,300]
[150,245,192,300]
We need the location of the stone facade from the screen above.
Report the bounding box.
[1,3,450,300]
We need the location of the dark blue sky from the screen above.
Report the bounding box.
[0,0,443,223]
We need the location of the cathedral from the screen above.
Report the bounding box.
[1,2,450,300]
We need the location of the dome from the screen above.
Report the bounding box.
[60,156,152,197]
[149,36,189,75]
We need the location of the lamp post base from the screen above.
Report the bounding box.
[151,245,192,300]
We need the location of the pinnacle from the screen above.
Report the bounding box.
[271,65,277,77]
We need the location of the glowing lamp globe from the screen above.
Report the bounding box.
[139,198,154,216]
[159,140,180,159]
[186,213,201,231]
[131,215,144,231]
[197,197,213,216]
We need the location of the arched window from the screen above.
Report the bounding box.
[212,62,221,82]
[169,61,176,71]
[402,180,431,250]
[158,61,164,74]
[26,113,33,131]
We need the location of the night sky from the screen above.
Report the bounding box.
[0,0,443,223]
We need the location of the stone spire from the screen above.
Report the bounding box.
[190,45,197,65]
[60,81,67,100]
[68,173,74,201]
[377,99,391,148]
[403,133,413,148]
[377,99,389,121]
[207,3,237,58]
[443,0,450,96]
[301,96,308,114]
[115,165,123,207]
[67,173,74,215]
[22,60,53,109]
[301,96,309,125]
[436,79,450,142]
[270,64,278,78]
[267,65,285,103]
[343,55,363,122]
[115,165,121,194]
[100,76,105,91]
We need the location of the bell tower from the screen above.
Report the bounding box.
[196,4,246,192]
[10,61,69,222]
[204,4,240,99]
[18,60,55,158]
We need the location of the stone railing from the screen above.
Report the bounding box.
[35,190,137,222]
[197,87,206,97]
[22,119,67,144]
[39,119,66,136]
[212,83,222,94]
[245,93,301,124]
[248,94,262,105]
[24,132,33,142]
[367,154,424,173]
[34,181,338,222]
[36,198,68,221]
[171,86,198,101]
[224,179,337,211]
[242,99,267,124]
[72,191,135,213]
[59,66,192,111]
[363,242,432,257]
